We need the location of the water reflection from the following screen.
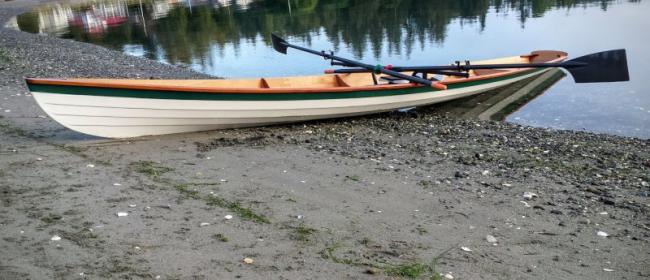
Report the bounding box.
[15,0,640,63]
[434,69,566,120]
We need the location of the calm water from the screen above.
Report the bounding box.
[11,0,650,138]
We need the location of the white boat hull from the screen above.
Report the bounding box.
[32,69,547,138]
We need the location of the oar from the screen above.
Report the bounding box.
[325,50,629,83]
[326,68,470,78]
[271,34,447,90]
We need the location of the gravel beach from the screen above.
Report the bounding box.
[1,1,649,279]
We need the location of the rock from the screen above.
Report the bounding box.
[486,235,497,243]
[603,268,614,272]
[365,267,380,275]
[51,235,61,241]
[224,215,233,220]
[199,222,210,227]
[523,192,538,200]
[243,257,254,264]
[443,273,454,279]
[116,212,129,217]
[600,198,616,206]
[460,246,472,252]
[597,231,609,237]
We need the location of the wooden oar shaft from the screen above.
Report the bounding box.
[403,61,587,72]
[330,61,587,73]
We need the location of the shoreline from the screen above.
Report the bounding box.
[1,1,649,279]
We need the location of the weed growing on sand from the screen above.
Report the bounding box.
[384,261,441,279]
[0,120,31,137]
[174,184,201,199]
[174,183,270,224]
[0,47,13,64]
[415,224,428,235]
[345,175,361,182]
[213,233,229,242]
[293,223,317,242]
[132,160,270,224]
[205,195,270,224]
[322,242,442,279]
[58,229,100,248]
[129,161,173,179]
[40,213,63,225]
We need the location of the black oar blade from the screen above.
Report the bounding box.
[271,34,288,54]
[566,49,629,83]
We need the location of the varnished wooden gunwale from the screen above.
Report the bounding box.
[25,50,567,95]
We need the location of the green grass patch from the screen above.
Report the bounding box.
[205,195,270,224]
[322,242,442,279]
[292,223,317,242]
[0,120,32,138]
[0,47,13,64]
[174,184,201,199]
[131,160,269,224]
[415,224,428,235]
[40,213,63,225]
[345,175,361,182]
[212,233,228,242]
[58,229,100,248]
[129,161,173,179]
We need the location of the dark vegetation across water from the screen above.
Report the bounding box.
[16,0,641,64]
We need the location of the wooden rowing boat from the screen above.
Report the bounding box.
[25,50,567,138]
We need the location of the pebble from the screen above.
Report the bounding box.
[224,215,233,220]
[481,170,490,176]
[603,268,614,272]
[51,235,61,241]
[365,267,380,275]
[486,234,497,243]
[199,222,210,227]
[86,164,95,168]
[116,212,129,217]
[460,246,472,252]
[522,192,537,200]
[597,231,609,237]
[113,183,122,186]
[443,273,454,279]
[128,204,137,208]
[295,215,304,219]
[243,257,254,264]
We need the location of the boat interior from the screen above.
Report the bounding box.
[27,51,567,90]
